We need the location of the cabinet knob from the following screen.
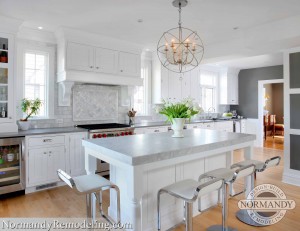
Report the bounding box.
[44,152,47,154]
[154,130,159,132]
[120,70,123,72]
[90,66,93,68]
[49,151,52,154]
[9,117,12,119]
[96,67,99,69]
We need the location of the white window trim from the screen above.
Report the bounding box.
[199,68,219,112]
[16,40,55,120]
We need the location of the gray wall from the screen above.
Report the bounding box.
[231,65,283,118]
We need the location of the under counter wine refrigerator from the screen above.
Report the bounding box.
[0,137,25,195]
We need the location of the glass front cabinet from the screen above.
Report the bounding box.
[0,33,15,125]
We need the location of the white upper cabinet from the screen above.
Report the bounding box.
[119,52,140,77]
[219,68,240,105]
[66,42,94,71]
[66,42,140,77]
[95,47,118,74]
[181,72,191,99]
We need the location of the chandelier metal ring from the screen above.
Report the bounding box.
[157,0,204,73]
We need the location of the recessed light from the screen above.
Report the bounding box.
[38,26,43,30]
[145,48,150,51]
[137,19,143,23]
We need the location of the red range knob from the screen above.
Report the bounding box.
[121,132,125,136]
[125,132,129,135]
[92,134,97,139]
[102,134,107,138]
[116,134,120,136]
[97,134,102,138]
[129,131,133,135]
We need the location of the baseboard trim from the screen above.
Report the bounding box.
[282,172,300,186]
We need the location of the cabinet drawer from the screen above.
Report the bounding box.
[145,126,169,134]
[28,135,65,147]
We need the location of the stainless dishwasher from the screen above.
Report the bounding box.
[0,137,25,195]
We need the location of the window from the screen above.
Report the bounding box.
[24,51,49,117]
[133,58,151,115]
[199,70,217,112]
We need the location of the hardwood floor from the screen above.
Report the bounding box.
[1,147,299,231]
[264,135,284,150]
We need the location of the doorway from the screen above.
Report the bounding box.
[258,79,284,149]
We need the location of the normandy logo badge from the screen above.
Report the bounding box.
[237,184,296,225]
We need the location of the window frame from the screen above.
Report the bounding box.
[23,49,49,118]
[199,69,218,112]
[133,54,151,116]
[17,41,55,120]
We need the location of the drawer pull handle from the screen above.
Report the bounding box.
[154,130,159,132]
[43,139,52,142]
[44,152,47,154]
[193,126,197,128]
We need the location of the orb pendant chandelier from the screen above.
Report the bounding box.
[157,0,204,73]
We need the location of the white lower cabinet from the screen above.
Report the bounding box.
[144,126,169,134]
[27,146,65,187]
[215,121,233,132]
[26,132,88,190]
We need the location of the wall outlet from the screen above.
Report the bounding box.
[56,119,63,124]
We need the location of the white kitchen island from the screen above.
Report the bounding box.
[82,129,256,231]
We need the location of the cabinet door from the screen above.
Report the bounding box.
[28,148,48,186]
[95,47,118,74]
[118,52,140,77]
[0,33,14,123]
[161,67,169,100]
[229,74,238,105]
[66,42,94,72]
[168,72,182,102]
[47,146,66,182]
[181,72,191,99]
[69,133,87,176]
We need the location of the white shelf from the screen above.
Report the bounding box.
[0,101,8,103]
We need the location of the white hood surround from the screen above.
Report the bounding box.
[55,28,143,106]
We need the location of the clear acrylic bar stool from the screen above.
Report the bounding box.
[57,169,120,224]
[157,178,223,231]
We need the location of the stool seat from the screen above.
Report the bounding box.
[57,169,120,225]
[233,160,265,171]
[157,178,223,231]
[161,179,201,200]
[201,168,236,182]
[73,174,113,194]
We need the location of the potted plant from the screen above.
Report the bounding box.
[157,98,202,137]
[18,98,42,130]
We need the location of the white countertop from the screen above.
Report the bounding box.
[82,129,255,166]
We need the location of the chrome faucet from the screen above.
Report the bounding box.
[207,107,216,119]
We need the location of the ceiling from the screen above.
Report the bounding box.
[215,53,283,70]
[0,0,299,68]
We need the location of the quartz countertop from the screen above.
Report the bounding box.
[0,127,87,139]
[83,129,255,166]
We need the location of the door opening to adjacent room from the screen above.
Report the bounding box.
[258,79,284,150]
